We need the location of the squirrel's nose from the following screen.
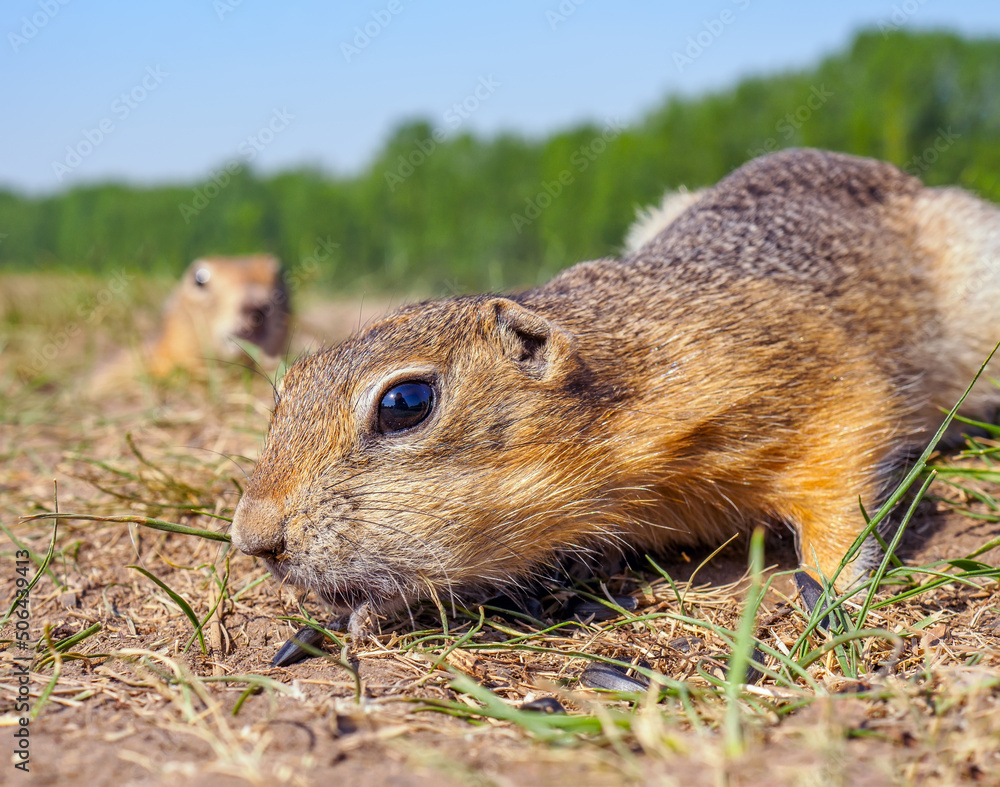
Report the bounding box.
[230,496,287,559]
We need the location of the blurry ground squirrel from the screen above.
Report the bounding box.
[230,149,1000,617]
[91,254,289,391]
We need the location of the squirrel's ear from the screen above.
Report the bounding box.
[481,298,572,378]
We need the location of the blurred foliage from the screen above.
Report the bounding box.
[2,30,1000,293]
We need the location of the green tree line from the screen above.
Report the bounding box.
[2,30,1000,293]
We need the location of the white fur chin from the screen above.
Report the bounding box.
[623,186,705,253]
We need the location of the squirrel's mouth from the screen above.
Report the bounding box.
[235,300,289,356]
[266,559,407,613]
[317,587,397,612]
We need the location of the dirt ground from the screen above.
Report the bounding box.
[1,275,999,786]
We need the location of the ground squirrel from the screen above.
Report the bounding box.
[90,254,289,391]
[231,149,1000,617]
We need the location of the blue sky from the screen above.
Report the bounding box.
[3,0,998,195]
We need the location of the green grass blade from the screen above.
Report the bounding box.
[20,513,230,542]
[128,565,207,653]
[1,498,63,628]
[724,527,765,757]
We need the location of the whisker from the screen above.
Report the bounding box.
[183,445,252,481]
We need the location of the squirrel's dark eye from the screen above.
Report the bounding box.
[378,381,434,433]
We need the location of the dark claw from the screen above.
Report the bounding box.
[720,646,768,685]
[520,697,566,713]
[571,595,639,622]
[740,647,768,685]
[579,662,651,692]
[484,591,548,624]
[794,571,831,629]
[272,625,328,667]
[666,636,702,653]
[521,596,546,620]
